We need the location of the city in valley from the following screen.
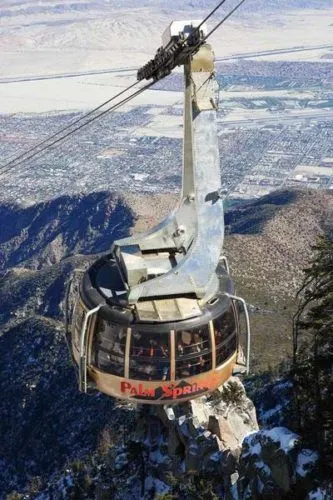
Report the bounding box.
[0,0,332,206]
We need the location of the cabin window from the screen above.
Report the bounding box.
[175,325,212,379]
[92,318,126,376]
[213,306,237,367]
[129,331,170,381]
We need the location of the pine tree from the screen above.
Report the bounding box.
[292,235,333,474]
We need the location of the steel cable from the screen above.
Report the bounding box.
[0,0,247,180]
[196,0,229,31]
[203,0,247,42]
[0,81,153,179]
[0,80,139,172]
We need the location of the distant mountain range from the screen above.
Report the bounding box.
[1,0,331,18]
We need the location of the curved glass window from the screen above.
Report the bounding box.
[175,325,211,380]
[129,331,170,381]
[92,318,126,376]
[213,306,237,367]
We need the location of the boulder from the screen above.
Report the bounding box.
[208,415,239,452]
[189,397,211,426]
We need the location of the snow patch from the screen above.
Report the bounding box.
[262,427,299,453]
[296,449,318,477]
[308,488,327,500]
[261,404,283,420]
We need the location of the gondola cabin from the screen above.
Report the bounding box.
[70,20,250,404]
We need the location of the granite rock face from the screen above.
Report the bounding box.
[138,377,259,497]
[239,427,318,499]
[132,380,318,499]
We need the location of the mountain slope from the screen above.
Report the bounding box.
[0,191,135,271]
[225,188,333,370]
[0,187,332,494]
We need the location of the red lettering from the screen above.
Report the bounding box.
[120,381,156,398]
[161,385,173,398]
[196,384,205,392]
[121,381,131,393]
[122,380,212,400]
[173,388,184,399]
[182,386,192,395]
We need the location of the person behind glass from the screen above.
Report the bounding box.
[177,340,184,356]
[160,344,169,380]
[160,344,168,357]
[144,340,156,378]
[137,347,144,357]
[189,334,201,354]
[197,355,206,374]
[149,340,156,357]
[113,331,125,355]
[215,328,223,345]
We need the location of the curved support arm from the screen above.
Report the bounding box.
[79,304,102,392]
[225,293,251,375]
[114,43,224,303]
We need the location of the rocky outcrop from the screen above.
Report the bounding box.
[137,377,259,497]
[10,373,319,499]
[239,428,318,499]
[130,378,318,499]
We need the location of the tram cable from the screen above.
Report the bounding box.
[0,81,154,179]
[202,0,248,42]
[0,0,247,180]
[0,81,140,171]
[196,0,229,31]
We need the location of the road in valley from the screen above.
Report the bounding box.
[1,44,332,84]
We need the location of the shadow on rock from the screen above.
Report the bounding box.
[225,190,298,235]
[0,191,136,270]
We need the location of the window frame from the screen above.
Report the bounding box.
[129,329,171,381]
[212,303,238,368]
[91,317,127,377]
[73,300,87,350]
[175,324,212,380]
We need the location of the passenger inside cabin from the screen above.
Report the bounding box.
[215,328,223,345]
[189,335,201,353]
[177,341,184,355]
[197,355,206,373]
[160,344,168,357]
[149,339,156,357]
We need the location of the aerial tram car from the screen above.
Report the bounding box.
[70,20,250,404]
